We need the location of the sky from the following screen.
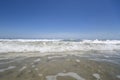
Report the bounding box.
[0,0,120,39]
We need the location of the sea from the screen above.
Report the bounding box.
[0,39,120,80]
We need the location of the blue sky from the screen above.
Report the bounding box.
[0,0,120,39]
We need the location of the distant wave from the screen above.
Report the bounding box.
[0,39,62,42]
[0,39,120,53]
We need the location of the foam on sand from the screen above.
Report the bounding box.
[92,73,101,80]
[19,66,27,72]
[47,55,67,59]
[76,59,80,62]
[116,75,120,79]
[32,65,35,68]
[34,58,41,62]
[0,57,27,65]
[46,72,85,80]
[35,68,38,71]
[0,66,16,72]
[38,73,43,77]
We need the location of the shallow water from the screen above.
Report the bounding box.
[0,39,120,80]
[0,52,120,80]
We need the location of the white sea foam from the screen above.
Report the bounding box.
[0,39,62,42]
[92,73,101,80]
[0,39,120,53]
[76,59,80,62]
[0,57,27,65]
[90,58,120,65]
[47,55,67,59]
[0,60,15,65]
[32,65,35,68]
[35,68,38,71]
[38,73,43,76]
[34,58,41,62]
[116,75,120,79]
[19,66,27,72]
[0,66,16,72]
[46,72,85,80]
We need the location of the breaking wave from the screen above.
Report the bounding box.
[0,39,120,53]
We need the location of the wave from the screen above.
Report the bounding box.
[0,39,62,42]
[0,39,120,53]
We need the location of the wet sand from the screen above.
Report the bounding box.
[0,54,120,80]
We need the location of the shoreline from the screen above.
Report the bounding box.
[0,54,120,80]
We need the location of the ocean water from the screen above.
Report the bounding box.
[0,39,120,80]
[1,39,120,53]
